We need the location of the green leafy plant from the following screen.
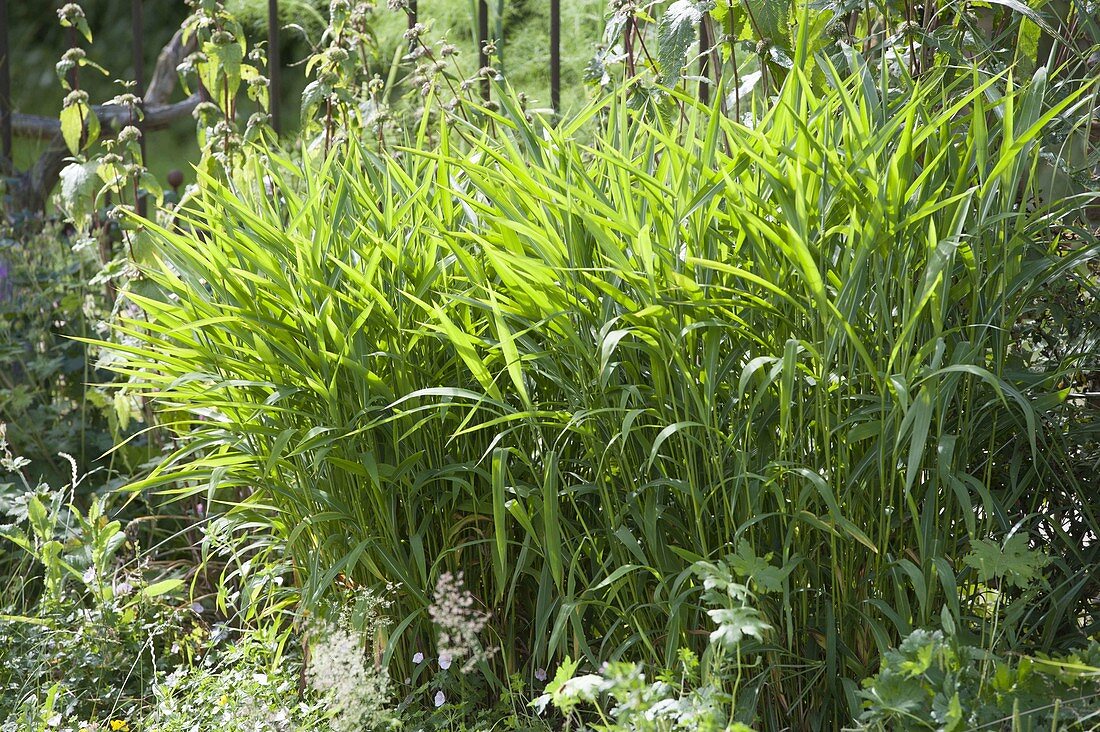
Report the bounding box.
[0,444,195,728]
[534,654,754,732]
[857,628,1100,731]
[140,631,330,732]
[103,27,1100,727]
[533,555,788,730]
[589,0,1100,124]
[0,227,136,507]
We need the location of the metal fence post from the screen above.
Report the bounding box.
[132,0,146,216]
[550,0,560,111]
[268,0,280,135]
[698,15,710,106]
[0,0,11,173]
[478,0,489,101]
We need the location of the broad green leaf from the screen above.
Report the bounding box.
[27,495,52,541]
[56,161,100,229]
[707,606,772,647]
[964,534,1050,589]
[657,1,706,87]
[728,540,790,593]
[60,102,98,155]
[141,578,185,598]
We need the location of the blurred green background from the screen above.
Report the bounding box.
[6,0,606,186]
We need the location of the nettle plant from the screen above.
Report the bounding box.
[53,2,158,297]
[586,0,848,115]
[298,0,510,154]
[53,0,276,280]
[587,0,1098,123]
[857,533,1100,730]
[300,0,387,150]
[178,0,274,174]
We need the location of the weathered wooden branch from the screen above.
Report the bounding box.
[12,93,200,140]
[7,27,197,214]
[146,28,190,108]
[12,95,200,142]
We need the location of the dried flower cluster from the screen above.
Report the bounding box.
[427,571,493,673]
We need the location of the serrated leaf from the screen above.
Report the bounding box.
[754,0,793,46]
[964,534,1051,589]
[546,656,578,690]
[200,38,245,102]
[707,606,772,647]
[56,160,101,229]
[727,540,790,593]
[658,1,706,87]
[898,640,935,677]
[301,80,330,120]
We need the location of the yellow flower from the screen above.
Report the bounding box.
[109,721,130,732]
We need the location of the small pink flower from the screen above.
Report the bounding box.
[439,653,452,670]
[535,667,547,681]
[412,652,424,664]
[433,690,446,707]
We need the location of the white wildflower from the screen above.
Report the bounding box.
[307,621,391,731]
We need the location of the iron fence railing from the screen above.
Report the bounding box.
[0,0,10,173]
[0,0,565,171]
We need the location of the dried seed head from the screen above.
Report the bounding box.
[117,125,142,144]
[57,3,85,22]
[63,89,90,107]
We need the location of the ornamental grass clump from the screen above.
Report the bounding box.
[108,26,1099,728]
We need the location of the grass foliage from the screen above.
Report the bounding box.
[108,39,1099,726]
